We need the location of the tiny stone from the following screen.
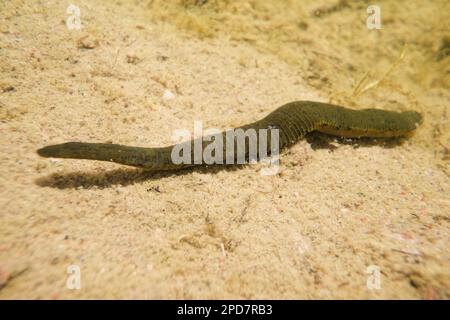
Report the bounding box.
[162,89,175,101]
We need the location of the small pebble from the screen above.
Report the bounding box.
[162,89,175,101]
[77,35,98,49]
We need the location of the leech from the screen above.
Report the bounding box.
[37,101,423,170]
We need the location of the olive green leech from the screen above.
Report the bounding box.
[37,101,423,170]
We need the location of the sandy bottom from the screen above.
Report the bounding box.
[0,0,448,299]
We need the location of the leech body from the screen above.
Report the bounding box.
[37,101,423,170]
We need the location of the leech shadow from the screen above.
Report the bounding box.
[35,133,407,189]
[35,163,244,189]
[306,132,408,151]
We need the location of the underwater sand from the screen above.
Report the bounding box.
[0,0,449,299]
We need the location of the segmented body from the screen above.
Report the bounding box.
[37,101,423,170]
